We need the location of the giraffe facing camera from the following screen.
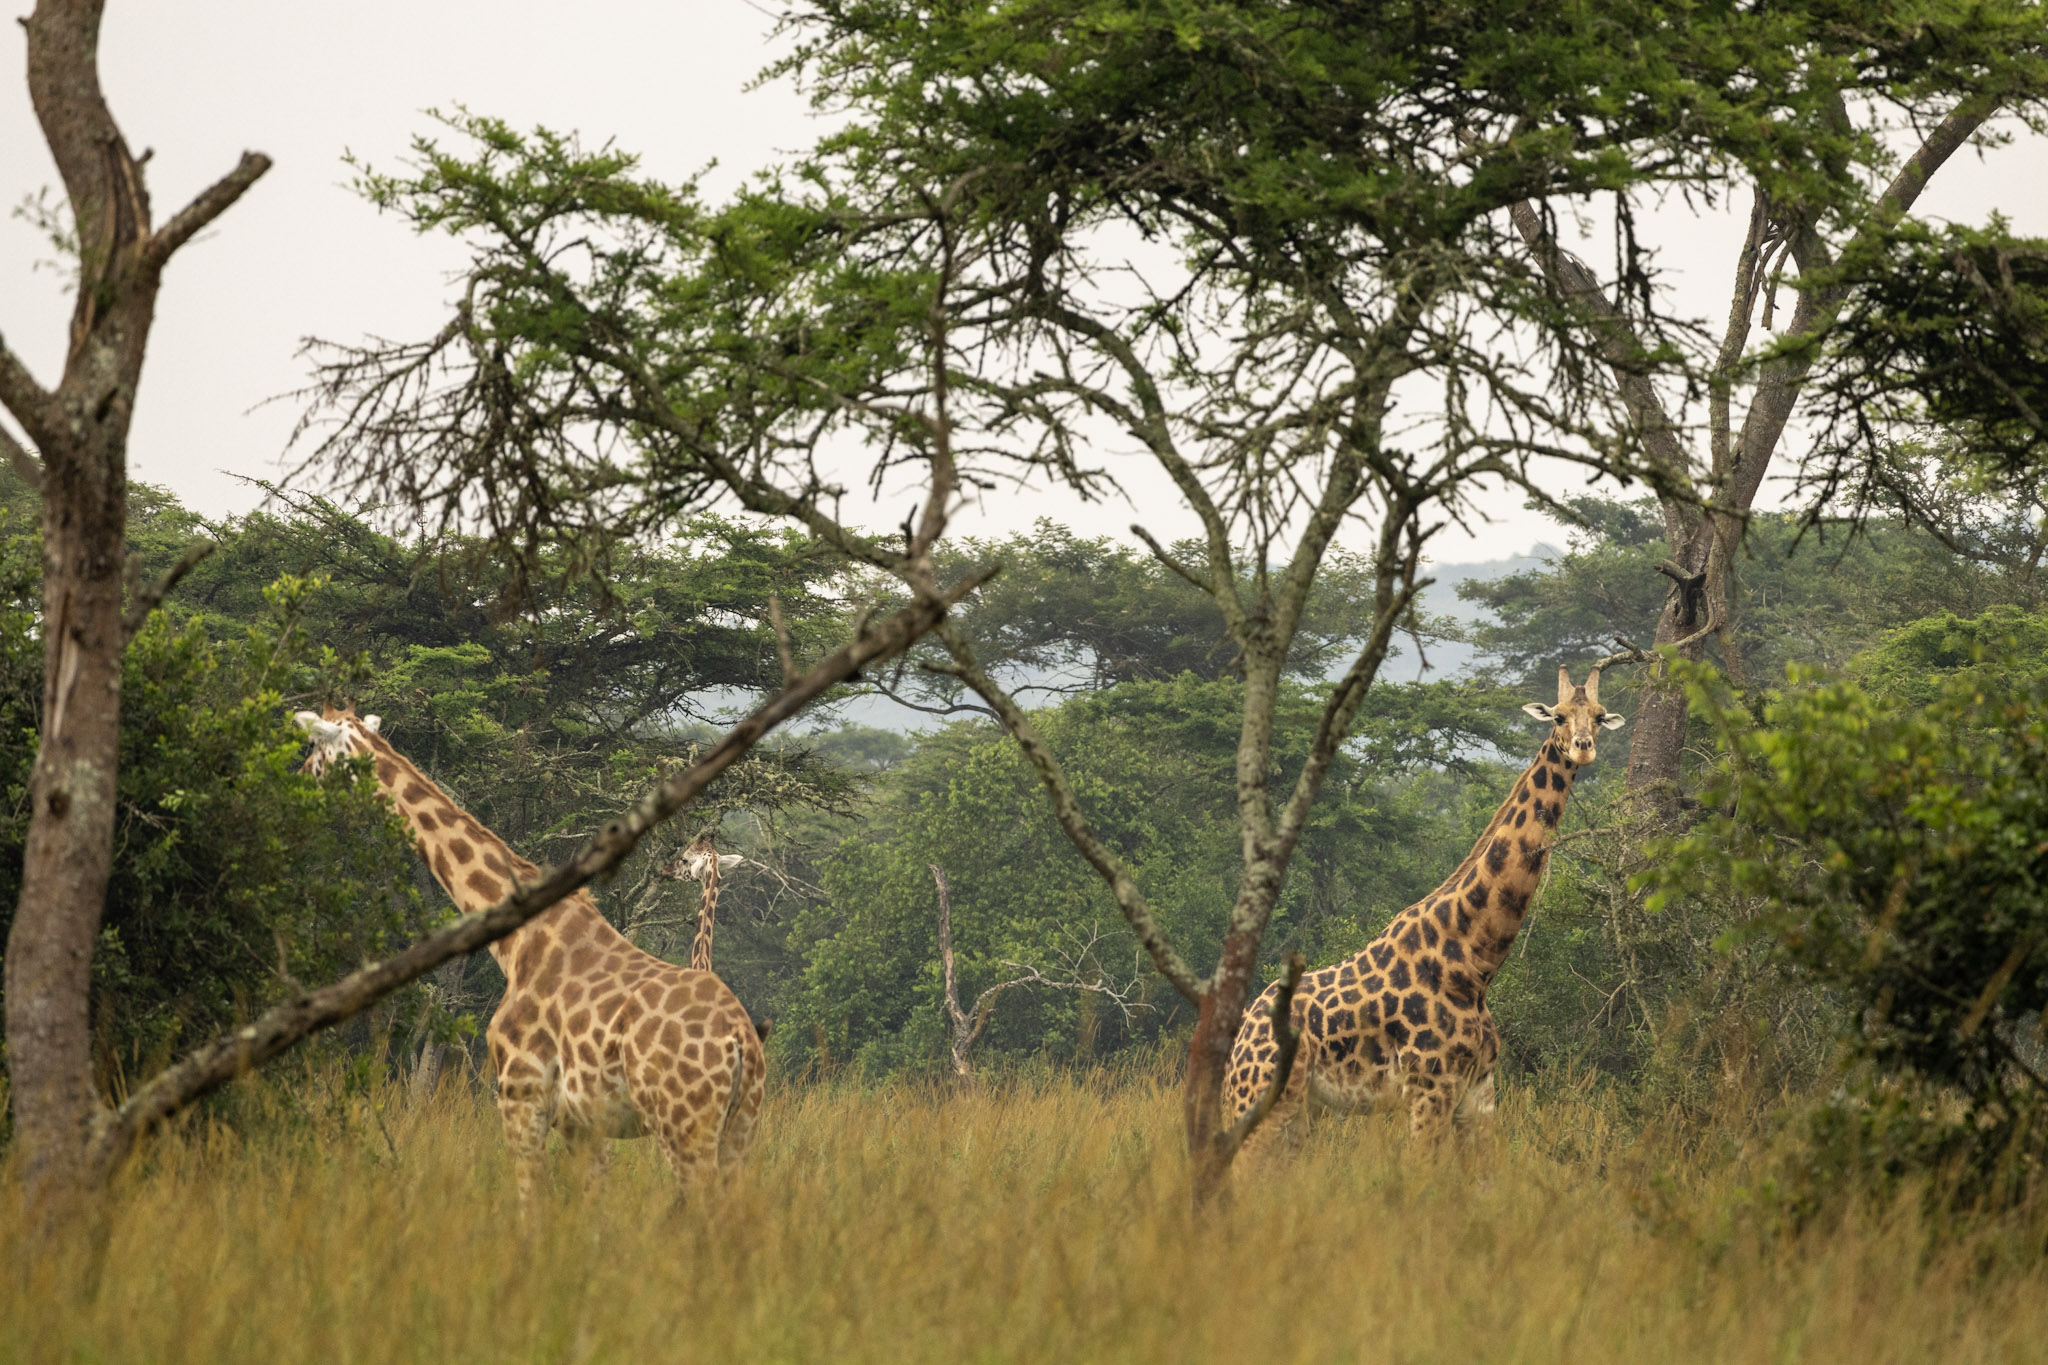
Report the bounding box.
[1224,665,1625,1152]
[292,706,765,1210]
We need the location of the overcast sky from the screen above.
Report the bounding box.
[2,4,2044,564]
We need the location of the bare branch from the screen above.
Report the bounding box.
[143,152,272,268]
[121,539,215,643]
[871,676,999,720]
[933,864,969,1036]
[934,624,1203,1003]
[1653,559,1703,588]
[1130,523,1209,594]
[1591,635,1652,674]
[88,570,986,1176]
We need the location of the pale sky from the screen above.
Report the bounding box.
[2,4,2044,565]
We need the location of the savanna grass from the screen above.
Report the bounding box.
[4,1063,2047,1364]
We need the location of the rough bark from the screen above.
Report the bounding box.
[1,0,270,1215]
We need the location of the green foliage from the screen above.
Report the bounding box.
[0,508,419,1073]
[775,673,1516,1074]
[1645,651,2048,1191]
[1851,604,2048,705]
[1815,221,2048,481]
[1459,495,2047,775]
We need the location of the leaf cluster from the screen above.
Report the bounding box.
[1645,654,2048,1122]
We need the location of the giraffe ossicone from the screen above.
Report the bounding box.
[294,706,765,1209]
[1225,665,1626,1150]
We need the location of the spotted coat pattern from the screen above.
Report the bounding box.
[299,710,765,1207]
[1225,669,1625,1151]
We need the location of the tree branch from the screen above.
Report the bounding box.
[872,676,998,720]
[933,624,1203,1002]
[88,570,986,1177]
[1509,200,1694,540]
[143,151,272,268]
[1215,953,1306,1162]
[0,419,43,489]
[1129,523,1209,594]
[933,864,969,1035]
[121,539,214,642]
[0,338,51,439]
[1591,635,1652,674]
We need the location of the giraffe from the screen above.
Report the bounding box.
[294,707,765,1209]
[660,834,744,974]
[1224,666,1626,1151]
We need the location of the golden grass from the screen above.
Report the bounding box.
[4,1065,2046,1364]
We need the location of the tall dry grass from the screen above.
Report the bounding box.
[3,1062,2046,1364]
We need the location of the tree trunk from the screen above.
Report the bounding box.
[8,444,129,1208]
[1622,587,1709,808]
[409,1040,447,1105]
[0,0,274,1216]
[1183,916,1263,1207]
[932,864,977,1086]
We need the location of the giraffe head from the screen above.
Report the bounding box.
[293,706,383,776]
[1521,666,1626,767]
[662,834,745,883]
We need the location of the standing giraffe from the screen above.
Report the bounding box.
[295,708,765,1208]
[1225,666,1625,1150]
[661,834,744,973]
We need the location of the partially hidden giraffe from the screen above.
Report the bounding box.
[1224,666,1626,1150]
[295,708,765,1207]
[660,834,744,974]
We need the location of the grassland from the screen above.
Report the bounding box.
[4,1062,2046,1364]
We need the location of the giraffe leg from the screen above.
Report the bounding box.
[655,1101,728,1210]
[496,1074,554,1215]
[1453,1070,1497,1136]
[566,1131,613,1200]
[1405,1069,1457,1145]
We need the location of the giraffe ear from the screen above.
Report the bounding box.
[292,710,322,732]
[717,853,745,872]
[362,714,382,734]
[1523,702,1558,722]
[1599,711,1627,730]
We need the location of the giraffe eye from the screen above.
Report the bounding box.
[1554,716,1568,726]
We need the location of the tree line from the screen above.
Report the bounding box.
[5,0,2048,1213]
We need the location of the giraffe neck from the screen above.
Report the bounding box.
[1436,734,1581,983]
[358,730,630,970]
[691,862,719,974]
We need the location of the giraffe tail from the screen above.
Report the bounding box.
[717,1031,752,1149]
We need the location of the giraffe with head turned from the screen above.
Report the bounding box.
[1226,666,1626,1152]
[661,833,744,974]
[295,707,765,1209]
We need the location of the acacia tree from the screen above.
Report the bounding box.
[1507,1,2048,807]
[777,0,1931,1201]
[307,0,1883,1202]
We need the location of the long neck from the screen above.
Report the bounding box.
[691,863,719,974]
[358,731,629,966]
[1436,733,1581,982]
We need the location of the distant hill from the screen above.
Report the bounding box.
[1374,547,1558,683]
